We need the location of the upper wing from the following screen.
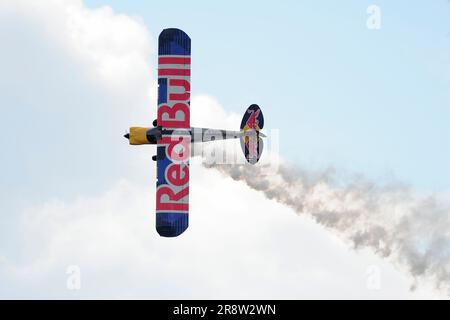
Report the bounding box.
[155,29,191,237]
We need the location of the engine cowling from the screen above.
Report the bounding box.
[128,127,150,145]
[127,127,162,145]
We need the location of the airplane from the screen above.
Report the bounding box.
[124,28,265,237]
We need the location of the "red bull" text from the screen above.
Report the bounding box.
[156,55,191,213]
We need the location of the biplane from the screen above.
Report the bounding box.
[125,28,264,237]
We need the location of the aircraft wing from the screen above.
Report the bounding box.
[155,29,191,237]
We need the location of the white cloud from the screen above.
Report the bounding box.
[0,0,446,299]
[191,95,241,130]
[2,166,441,299]
[1,0,153,95]
[0,0,156,128]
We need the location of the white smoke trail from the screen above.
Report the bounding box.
[203,156,450,295]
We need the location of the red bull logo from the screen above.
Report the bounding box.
[244,109,261,131]
[156,55,191,214]
[240,104,264,164]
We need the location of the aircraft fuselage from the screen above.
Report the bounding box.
[124,127,243,145]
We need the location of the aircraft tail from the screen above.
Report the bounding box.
[240,104,264,165]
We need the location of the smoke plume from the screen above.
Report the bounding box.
[204,157,450,295]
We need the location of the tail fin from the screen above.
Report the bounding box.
[240,104,264,164]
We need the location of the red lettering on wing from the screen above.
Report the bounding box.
[156,185,189,212]
[157,103,190,129]
[166,163,189,186]
[169,79,190,101]
[158,57,191,65]
[158,68,190,77]
[159,136,190,162]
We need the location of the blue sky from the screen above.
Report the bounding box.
[85,0,450,191]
